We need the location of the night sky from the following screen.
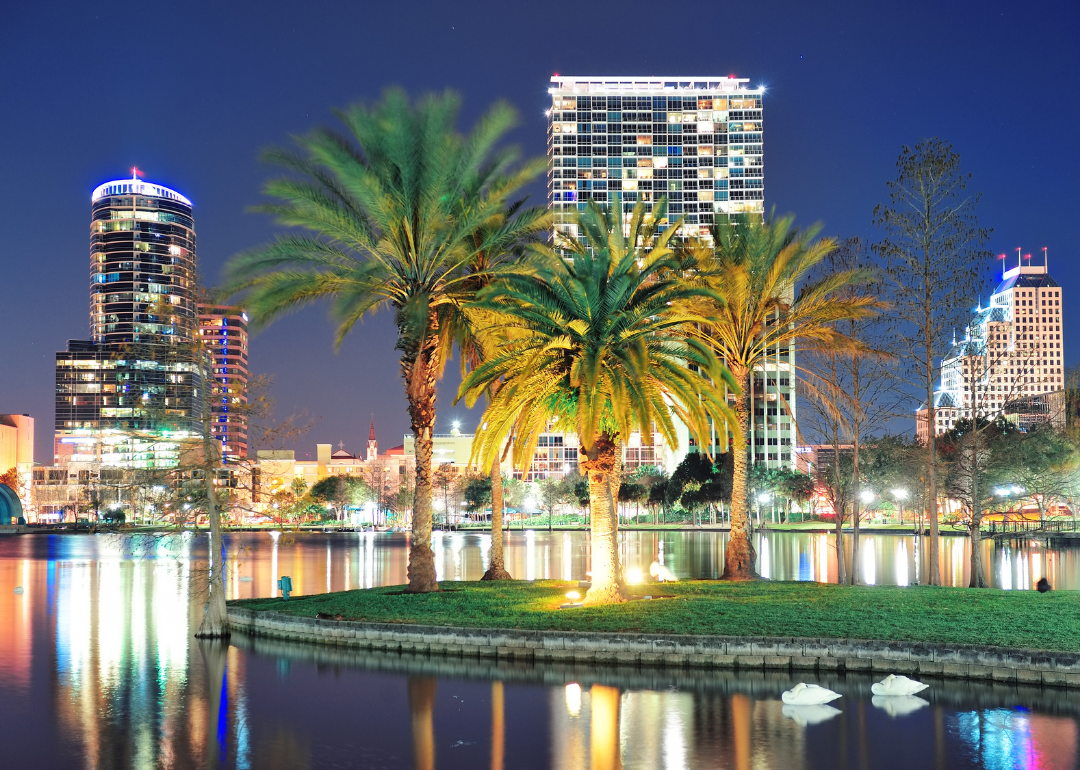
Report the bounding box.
[2,0,1077,463]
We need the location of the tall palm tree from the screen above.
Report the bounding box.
[221,90,546,593]
[448,203,551,580]
[685,215,881,579]
[459,196,738,604]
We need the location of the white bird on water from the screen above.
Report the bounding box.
[871,674,928,697]
[649,561,678,582]
[781,683,842,706]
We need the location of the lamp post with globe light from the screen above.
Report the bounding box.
[891,488,909,527]
[757,492,770,528]
[859,489,875,525]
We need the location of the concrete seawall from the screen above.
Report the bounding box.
[227,607,1080,688]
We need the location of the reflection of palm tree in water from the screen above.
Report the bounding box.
[409,677,437,770]
[490,681,504,770]
[731,693,751,770]
[591,685,621,770]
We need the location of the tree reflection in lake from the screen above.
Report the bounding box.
[0,532,1078,768]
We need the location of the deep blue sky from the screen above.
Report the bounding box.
[2,0,1077,463]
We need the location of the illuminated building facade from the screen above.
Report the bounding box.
[917,254,1065,439]
[547,77,794,471]
[197,304,249,461]
[547,75,764,238]
[53,173,203,468]
[0,414,33,512]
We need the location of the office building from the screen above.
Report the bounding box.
[918,253,1065,439]
[53,173,203,468]
[197,303,250,462]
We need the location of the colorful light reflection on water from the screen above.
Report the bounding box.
[0,531,1077,769]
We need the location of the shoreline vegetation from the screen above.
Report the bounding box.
[24,522,1038,537]
[231,580,1080,654]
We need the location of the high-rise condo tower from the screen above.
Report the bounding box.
[546,76,794,471]
[54,173,203,468]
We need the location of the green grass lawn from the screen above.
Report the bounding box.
[232,580,1080,653]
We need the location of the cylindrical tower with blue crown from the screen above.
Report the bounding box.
[89,171,197,345]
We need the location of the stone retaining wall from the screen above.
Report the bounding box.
[227,607,1080,688]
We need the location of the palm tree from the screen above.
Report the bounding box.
[459,196,738,604]
[221,90,545,593]
[685,215,881,579]
[447,203,551,580]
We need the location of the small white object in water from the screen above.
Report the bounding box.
[14,586,23,595]
[649,561,678,582]
[782,704,842,726]
[872,695,929,717]
[871,674,928,697]
[781,683,842,706]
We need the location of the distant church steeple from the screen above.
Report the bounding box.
[367,416,377,462]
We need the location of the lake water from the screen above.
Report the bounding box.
[0,530,1077,769]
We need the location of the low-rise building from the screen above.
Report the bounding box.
[0,414,33,512]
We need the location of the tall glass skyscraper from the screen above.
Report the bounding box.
[546,77,794,471]
[89,175,198,344]
[54,173,203,468]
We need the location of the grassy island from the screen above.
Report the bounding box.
[233,580,1080,653]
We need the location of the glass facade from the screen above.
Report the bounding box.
[548,76,764,240]
[53,176,204,469]
[89,182,197,344]
[546,77,794,471]
[921,260,1065,438]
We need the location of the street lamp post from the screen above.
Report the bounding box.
[756,492,770,529]
[891,488,909,527]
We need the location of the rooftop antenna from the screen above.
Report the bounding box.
[1017,247,1022,271]
[1043,246,1048,269]
[998,253,1006,279]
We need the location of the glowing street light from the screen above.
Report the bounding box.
[891,488,909,526]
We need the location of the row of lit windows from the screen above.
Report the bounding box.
[552,96,761,111]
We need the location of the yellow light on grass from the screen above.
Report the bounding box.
[625,568,643,585]
[565,591,580,601]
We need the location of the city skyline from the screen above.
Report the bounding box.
[2,1,1078,462]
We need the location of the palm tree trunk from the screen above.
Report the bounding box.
[723,366,757,579]
[403,330,439,593]
[482,457,511,580]
[581,433,627,604]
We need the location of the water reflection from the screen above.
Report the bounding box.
[0,532,1079,768]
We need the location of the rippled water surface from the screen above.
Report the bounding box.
[0,530,1077,769]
